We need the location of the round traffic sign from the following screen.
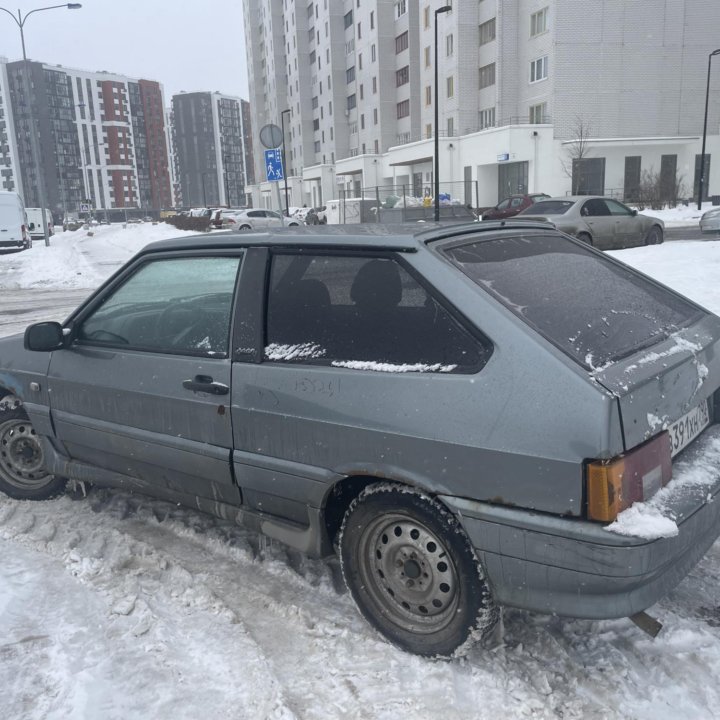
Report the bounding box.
[259,123,283,149]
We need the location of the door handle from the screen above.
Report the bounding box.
[182,375,229,395]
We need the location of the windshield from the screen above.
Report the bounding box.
[443,233,704,370]
[519,200,574,215]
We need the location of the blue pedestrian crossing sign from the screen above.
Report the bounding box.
[265,148,284,182]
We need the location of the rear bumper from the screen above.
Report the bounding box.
[442,425,720,619]
[0,239,27,248]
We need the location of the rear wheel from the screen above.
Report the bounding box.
[0,406,66,500]
[576,232,593,246]
[239,224,252,231]
[339,483,497,657]
[645,226,663,245]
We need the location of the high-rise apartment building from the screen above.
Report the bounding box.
[0,58,173,215]
[244,0,720,210]
[0,58,21,195]
[170,91,253,208]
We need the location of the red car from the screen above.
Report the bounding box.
[482,193,549,220]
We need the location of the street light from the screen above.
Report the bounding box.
[434,4,452,223]
[280,109,291,216]
[0,3,83,246]
[698,48,720,211]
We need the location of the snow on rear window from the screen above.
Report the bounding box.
[444,234,703,369]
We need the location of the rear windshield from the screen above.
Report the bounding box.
[443,233,704,370]
[520,200,573,215]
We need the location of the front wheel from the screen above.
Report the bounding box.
[645,226,663,245]
[0,406,66,500]
[339,483,497,657]
[239,224,252,231]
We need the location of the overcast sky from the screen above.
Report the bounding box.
[0,0,249,103]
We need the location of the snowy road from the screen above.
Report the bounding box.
[2,224,720,719]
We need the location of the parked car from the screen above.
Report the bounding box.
[304,206,327,225]
[25,207,55,240]
[3,221,720,657]
[230,208,301,230]
[481,193,550,220]
[699,206,720,235]
[517,196,664,249]
[0,191,31,250]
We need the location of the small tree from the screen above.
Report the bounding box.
[636,168,687,210]
[561,117,593,194]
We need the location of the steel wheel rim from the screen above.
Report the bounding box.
[0,418,52,490]
[357,511,460,634]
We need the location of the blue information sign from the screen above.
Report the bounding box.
[265,148,284,182]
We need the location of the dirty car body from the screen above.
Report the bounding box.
[2,221,720,656]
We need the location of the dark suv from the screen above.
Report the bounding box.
[2,222,720,657]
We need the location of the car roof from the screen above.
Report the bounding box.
[140,220,557,255]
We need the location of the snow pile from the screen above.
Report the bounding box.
[635,202,714,228]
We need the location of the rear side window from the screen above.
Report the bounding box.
[522,200,573,215]
[266,253,489,372]
[444,233,703,369]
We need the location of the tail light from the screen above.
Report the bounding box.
[586,431,672,522]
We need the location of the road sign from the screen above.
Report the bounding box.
[259,123,283,149]
[265,148,284,182]
[79,202,91,212]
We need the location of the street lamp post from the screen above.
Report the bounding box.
[698,49,720,211]
[434,5,452,223]
[0,4,82,246]
[223,156,230,207]
[280,109,291,216]
[201,171,211,207]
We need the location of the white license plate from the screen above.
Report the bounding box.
[669,400,710,457]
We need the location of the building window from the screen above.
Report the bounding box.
[530,56,548,83]
[395,31,409,53]
[446,75,454,98]
[357,22,361,39]
[372,76,377,93]
[374,139,379,153]
[396,65,410,87]
[396,0,407,18]
[447,117,454,136]
[423,5,430,29]
[344,10,353,28]
[397,99,410,119]
[425,85,432,105]
[370,10,374,29]
[313,118,320,131]
[360,83,364,99]
[358,53,363,70]
[529,102,547,123]
[373,108,378,124]
[347,66,356,83]
[361,114,365,129]
[314,140,321,153]
[425,123,432,139]
[312,96,319,109]
[479,17,496,45]
[530,7,548,36]
[479,63,496,89]
[446,33,454,56]
[424,46,431,67]
[347,94,357,110]
[479,107,496,129]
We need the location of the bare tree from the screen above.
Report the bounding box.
[636,168,687,210]
[561,117,593,194]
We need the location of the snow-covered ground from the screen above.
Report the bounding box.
[2,223,720,719]
[636,201,713,228]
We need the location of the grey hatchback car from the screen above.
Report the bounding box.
[2,222,720,657]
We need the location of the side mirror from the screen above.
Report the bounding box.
[24,322,65,351]
[631,209,638,216]
[28,222,35,230]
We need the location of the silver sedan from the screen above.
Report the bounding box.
[700,207,720,234]
[517,196,664,249]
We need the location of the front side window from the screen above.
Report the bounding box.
[444,234,702,369]
[78,256,241,356]
[530,56,548,83]
[266,254,488,372]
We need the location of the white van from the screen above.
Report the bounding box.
[0,191,30,251]
[26,207,54,240]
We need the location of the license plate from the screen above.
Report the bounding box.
[669,400,710,457]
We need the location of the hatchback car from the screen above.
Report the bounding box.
[481,193,549,221]
[700,207,720,235]
[517,196,664,249]
[2,222,720,657]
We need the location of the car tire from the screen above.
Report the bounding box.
[339,483,498,658]
[577,232,593,246]
[239,224,252,231]
[645,226,663,246]
[0,405,66,500]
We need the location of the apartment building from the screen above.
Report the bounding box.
[0,58,173,215]
[170,91,253,208]
[0,58,21,195]
[244,0,720,210]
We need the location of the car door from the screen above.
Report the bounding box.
[46,252,243,504]
[580,199,617,248]
[265,210,285,227]
[605,198,645,247]
[246,210,267,228]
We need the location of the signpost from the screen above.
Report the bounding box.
[265,148,284,182]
